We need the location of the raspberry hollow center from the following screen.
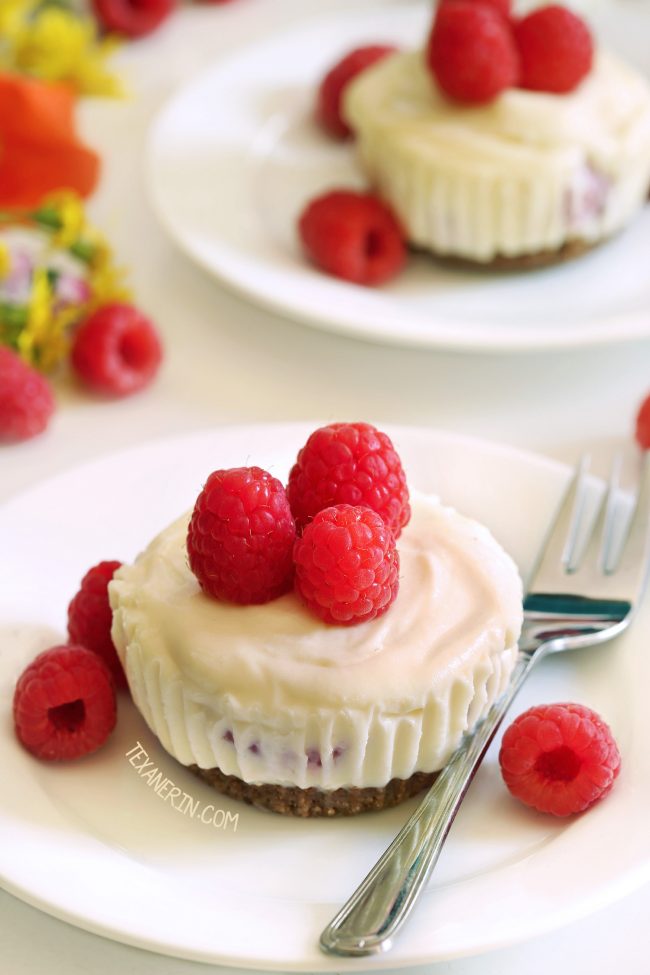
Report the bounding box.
[365,229,385,260]
[535,745,582,782]
[48,699,86,733]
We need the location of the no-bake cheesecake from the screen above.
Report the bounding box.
[110,490,523,815]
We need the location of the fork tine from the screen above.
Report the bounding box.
[611,450,650,578]
[525,456,586,590]
[576,450,624,575]
[562,454,592,573]
[600,452,624,573]
[562,455,611,574]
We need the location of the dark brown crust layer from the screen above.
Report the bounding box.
[189,765,439,817]
[424,236,600,272]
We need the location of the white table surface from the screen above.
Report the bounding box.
[2,1,649,971]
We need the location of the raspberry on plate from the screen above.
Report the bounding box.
[187,466,297,604]
[13,645,117,761]
[426,1,520,104]
[68,560,127,690]
[0,346,55,443]
[71,303,162,397]
[91,0,176,38]
[499,702,621,817]
[294,504,400,625]
[317,45,397,139]
[444,0,512,18]
[514,5,593,94]
[635,392,650,450]
[287,422,411,537]
[298,190,406,286]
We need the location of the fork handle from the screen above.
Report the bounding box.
[319,652,536,957]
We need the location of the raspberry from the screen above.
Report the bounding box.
[426,2,520,104]
[443,0,512,19]
[91,0,176,38]
[287,422,411,537]
[67,561,127,690]
[71,303,162,397]
[294,504,400,625]
[0,346,55,443]
[187,467,296,604]
[13,645,116,761]
[298,191,406,286]
[499,703,621,817]
[514,6,593,94]
[317,45,397,139]
[636,393,650,450]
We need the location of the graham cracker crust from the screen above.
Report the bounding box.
[426,236,599,272]
[189,765,438,817]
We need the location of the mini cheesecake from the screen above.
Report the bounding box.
[343,50,650,265]
[109,492,523,816]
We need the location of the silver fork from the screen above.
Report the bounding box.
[320,449,650,958]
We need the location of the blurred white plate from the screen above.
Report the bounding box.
[147,1,650,352]
[1,424,649,969]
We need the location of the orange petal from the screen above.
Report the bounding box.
[0,73,78,148]
[0,143,100,209]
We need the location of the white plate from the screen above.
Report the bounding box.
[147,1,650,353]
[1,424,649,971]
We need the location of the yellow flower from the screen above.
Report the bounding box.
[11,5,123,98]
[79,230,133,308]
[14,8,88,81]
[18,266,68,371]
[0,242,11,280]
[0,0,35,46]
[74,35,124,99]
[40,191,86,250]
[88,259,132,310]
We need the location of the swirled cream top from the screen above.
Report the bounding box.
[343,49,650,177]
[110,493,522,716]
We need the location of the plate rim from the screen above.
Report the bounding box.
[1,422,649,971]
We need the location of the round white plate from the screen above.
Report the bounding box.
[147,1,650,353]
[1,424,649,970]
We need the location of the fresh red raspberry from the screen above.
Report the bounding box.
[294,504,399,625]
[499,703,621,817]
[71,303,162,397]
[13,645,117,761]
[426,2,520,104]
[0,346,55,443]
[635,393,650,450]
[317,45,397,139]
[298,190,406,286]
[514,6,593,94]
[67,560,126,690]
[287,422,411,538]
[91,0,176,38]
[443,0,512,19]
[187,467,296,604]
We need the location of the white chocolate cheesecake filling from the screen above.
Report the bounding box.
[110,493,523,789]
[343,50,650,261]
